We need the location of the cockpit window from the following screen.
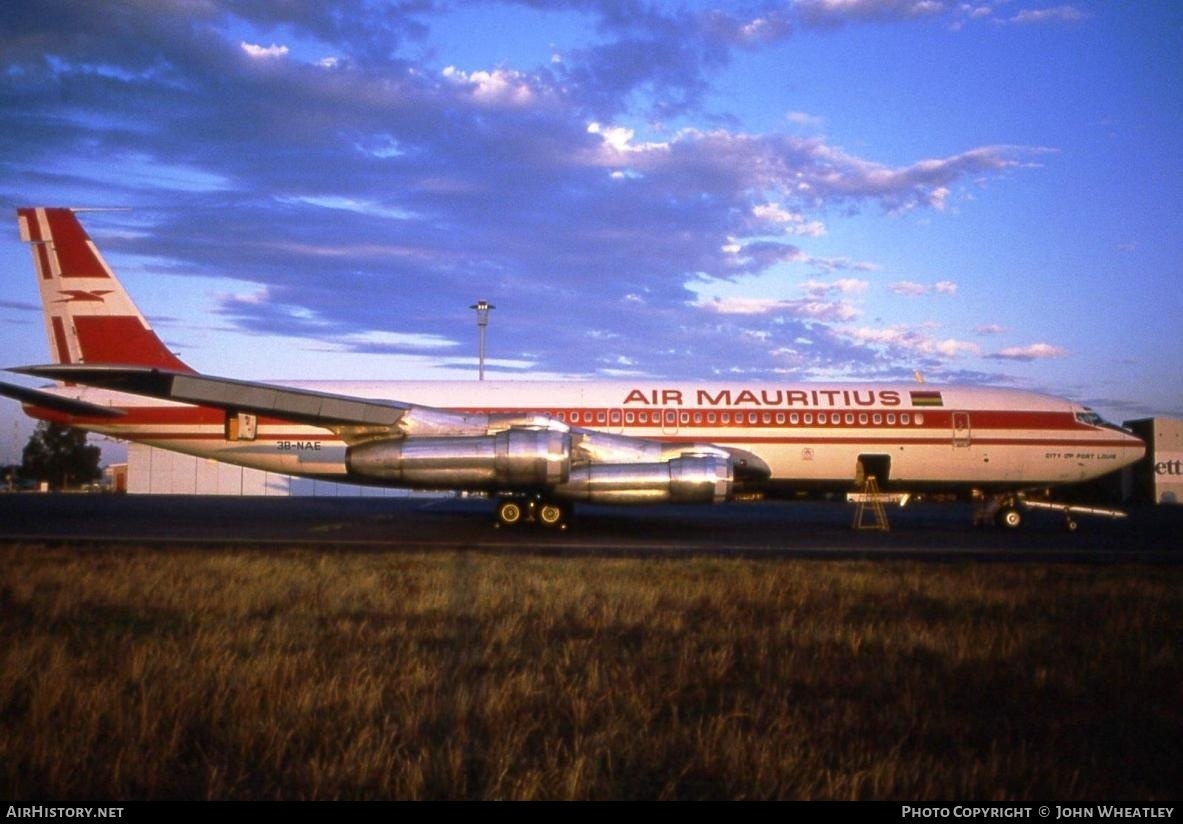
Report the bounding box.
[1075,408,1127,432]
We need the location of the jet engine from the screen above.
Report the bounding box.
[554,454,733,504]
[346,428,572,488]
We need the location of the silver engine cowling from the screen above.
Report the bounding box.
[554,454,733,504]
[346,428,571,489]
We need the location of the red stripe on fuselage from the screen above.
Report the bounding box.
[51,405,1133,451]
[60,403,1090,431]
[93,433,1137,450]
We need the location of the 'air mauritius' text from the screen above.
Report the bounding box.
[622,388,904,408]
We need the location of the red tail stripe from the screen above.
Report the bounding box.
[73,316,192,371]
[35,242,53,281]
[17,208,43,242]
[50,317,72,364]
[44,209,109,279]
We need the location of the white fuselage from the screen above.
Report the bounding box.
[38,379,1146,493]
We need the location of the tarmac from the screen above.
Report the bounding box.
[0,492,1178,562]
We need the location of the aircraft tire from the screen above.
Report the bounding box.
[996,506,1023,529]
[537,501,566,528]
[497,499,524,526]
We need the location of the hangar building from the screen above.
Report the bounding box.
[1124,418,1183,505]
[125,443,408,497]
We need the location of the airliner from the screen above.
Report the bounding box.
[1,207,1145,529]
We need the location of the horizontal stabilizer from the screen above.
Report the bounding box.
[0,379,126,418]
[11,365,408,428]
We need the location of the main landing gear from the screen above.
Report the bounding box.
[494,495,570,530]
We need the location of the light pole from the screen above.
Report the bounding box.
[470,300,494,381]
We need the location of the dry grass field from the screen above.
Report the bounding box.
[0,545,1178,800]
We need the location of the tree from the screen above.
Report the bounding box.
[21,422,101,491]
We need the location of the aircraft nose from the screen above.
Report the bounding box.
[1128,432,1148,463]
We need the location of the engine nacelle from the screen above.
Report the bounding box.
[554,454,733,504]
[346,429,571,489]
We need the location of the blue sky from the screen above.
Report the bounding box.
[1,0,1180,464]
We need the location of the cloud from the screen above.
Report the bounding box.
[889,281,929,296]
[752,203,827,236]
[988,343,1069,361]
[792,1,1088,30]
[443,66,539,108]
[1004,6,1089,25]
[0,299,40,312]
[0,0,1056,385]
[794,0,949,28]
[696,296,860,321]
[786,111,825,129]
[241,42,290,60]
[975,323,1007,336]
[889,280,957,296]
[800,278,870,297]
[841,325,982,360]
[584,126,1045,214]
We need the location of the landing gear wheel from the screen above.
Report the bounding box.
[996,506,1023,529]
[496,499,524,527]
[537,501,566,529]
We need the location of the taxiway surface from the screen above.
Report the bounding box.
[0,493,1177,561]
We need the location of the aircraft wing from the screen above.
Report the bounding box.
[12,364,409,429]
[0,378,127,418]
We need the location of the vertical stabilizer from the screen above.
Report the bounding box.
[16,208,193,372]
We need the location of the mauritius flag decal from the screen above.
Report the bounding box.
[910,390,944,407]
